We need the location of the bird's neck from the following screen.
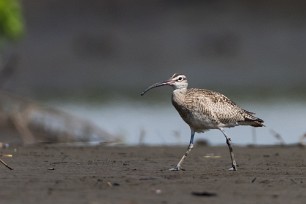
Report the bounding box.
[172,88,187,104]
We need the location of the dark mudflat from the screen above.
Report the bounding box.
[0,145,305,204]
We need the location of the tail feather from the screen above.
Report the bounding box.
[250,119,264,127]
[239,111,264,127]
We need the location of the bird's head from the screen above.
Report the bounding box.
[141,73,188,96]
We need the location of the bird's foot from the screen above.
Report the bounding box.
[228,164,238,171]
[169,165,184,171]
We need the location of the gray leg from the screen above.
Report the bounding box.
[219,128,237,171]
[170,129,195,171]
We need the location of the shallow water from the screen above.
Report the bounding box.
[49,100,306,146]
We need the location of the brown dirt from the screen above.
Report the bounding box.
[0,145,305,204]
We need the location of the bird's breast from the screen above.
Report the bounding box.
[172,97,219,132]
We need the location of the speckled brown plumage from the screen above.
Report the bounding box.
[172,88,264,132]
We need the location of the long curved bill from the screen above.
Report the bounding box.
[140,81,170,96]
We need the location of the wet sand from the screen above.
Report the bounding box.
[0,145,305,204]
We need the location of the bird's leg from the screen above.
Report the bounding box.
[219,128,237,171]
[169,130,195,171]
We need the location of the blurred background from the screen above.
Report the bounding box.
[0,0,306,146]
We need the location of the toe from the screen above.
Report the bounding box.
[169,166,181,171]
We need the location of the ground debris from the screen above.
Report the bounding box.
[191,191,217,197]
[0,158,13,170]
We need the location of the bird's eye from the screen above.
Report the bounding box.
[178,77,183,81]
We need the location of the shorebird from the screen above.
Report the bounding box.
[141,73,264,171]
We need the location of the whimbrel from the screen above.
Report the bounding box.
[141,73,264,171]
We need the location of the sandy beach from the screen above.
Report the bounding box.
[0,144,305,204]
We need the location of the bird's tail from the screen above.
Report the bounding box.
[239,118,264,127]
[239,111,265,127]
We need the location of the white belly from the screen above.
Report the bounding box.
[182,111,218,132]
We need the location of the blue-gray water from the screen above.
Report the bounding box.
[49,100,306,146]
